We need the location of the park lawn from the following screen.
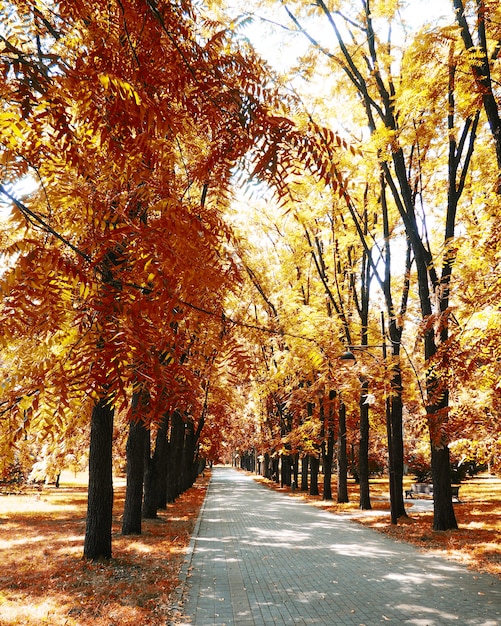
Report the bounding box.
[0,472,210,626]
[356,475,501,580]
[257,473,501,580]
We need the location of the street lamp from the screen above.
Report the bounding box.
[337,334,397,516]
[337,345,383,511]
[339,350,357,363]
[338,346,384,364]
[336,312,408,523]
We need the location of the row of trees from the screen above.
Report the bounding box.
[0,0,350,558]
[1,0,501,559]
[224,0,501,528]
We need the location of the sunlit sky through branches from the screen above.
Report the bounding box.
[229,0,453,74]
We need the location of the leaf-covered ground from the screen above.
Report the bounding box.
[355,477,501,580]
[0,472,209,625]
[0,471,499,625]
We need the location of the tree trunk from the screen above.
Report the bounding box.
[84,398,114,560]
[182,418,196,492]
[322,438,334,501]
[386,313,407,521]
[167,410,184,502]
[271,457,280,483]
[292,453,299,486]
[385,392,396,518]
[122,416,148,535]
[322,393,335,501]
[264,452,272,479]
[337,402,349,503]
[145,412,170,514]
[389,386,406,518]
[431,443,458,530]
[381,186,409,523]
[309,454,320,496]
[300,455,309,491]
[359,379,371,510]
[281,454,292,487]
[143,427,159,519]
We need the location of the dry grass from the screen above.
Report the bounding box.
[255,473,501,580]
[0,471,209,625]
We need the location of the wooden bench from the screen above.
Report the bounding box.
[405,483,461,502]
[405,483,433,499]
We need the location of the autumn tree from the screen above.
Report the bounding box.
[226,182,364,501]
[453,0,501,190]
[264,0,499,531]
[0,0,300,558]
[1,0,365,558]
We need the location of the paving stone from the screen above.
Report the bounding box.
[171,467,501,625]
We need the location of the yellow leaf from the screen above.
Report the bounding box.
[18,396,33,412]
[98,74,110,89]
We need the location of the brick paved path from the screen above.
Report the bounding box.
[172,467,501,625]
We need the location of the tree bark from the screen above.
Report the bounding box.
[388,381,406,517]
[263,452,272,479]
[271,456,280,483]
[322,391,335,501]
[84,398,114,560]
[337,402,349,503]
[122,415,148,535]
[322,436,334,501]
[281,454,292,487]
[142,428,158,519]
[167,410,184,502]
[143,413,169,518]
[309,454,320,496]
[389,340,407,520]
[300,455,309,491]
[358,379,371,510]
[381,310,407,522]
[431,443,458,530]
[182,417,196,492]
[292,453,299,486]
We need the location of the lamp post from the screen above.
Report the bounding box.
[338,311,408,524]
[338,312,401,520]
[339,345,381,511]
[380,311,398,524]
[359,373,371,509]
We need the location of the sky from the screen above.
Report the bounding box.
[229,0,454,74]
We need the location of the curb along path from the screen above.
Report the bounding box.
[171,467,500,625]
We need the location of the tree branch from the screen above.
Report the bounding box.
[0,185,91,262]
